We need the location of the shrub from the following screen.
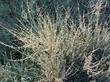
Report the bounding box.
[0,0,110,82]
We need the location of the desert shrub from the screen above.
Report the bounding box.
[0,0,110,82]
